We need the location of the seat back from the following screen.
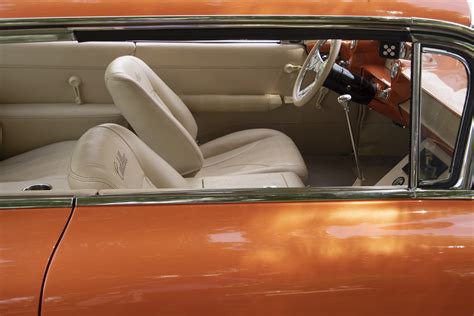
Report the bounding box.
[105,55,203,175]
[68,124,189,190]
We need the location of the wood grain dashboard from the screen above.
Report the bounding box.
[315,40,467,154]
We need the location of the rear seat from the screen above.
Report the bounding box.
[0,141,76,192]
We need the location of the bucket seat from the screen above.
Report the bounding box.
[68,124,304,190]
[105,56,308,181]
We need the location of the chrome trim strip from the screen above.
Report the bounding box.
[0,15,470,208]
[470,138,474,188]
[417,48,472,189]
[0,28,73,44]
[410,42,422,189]
[75,188,473,207]
[0,16,472,43]
[0,15,469,29]
[0,16,442,28]
[454,118,474,189]
[0,197,73,210]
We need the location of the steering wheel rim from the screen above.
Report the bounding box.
[292,39,342,107]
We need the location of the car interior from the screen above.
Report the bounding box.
[0,38,466,196]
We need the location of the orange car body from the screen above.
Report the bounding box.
[2,200,473,315]
[0,0,472,315]
[0,0,471,26]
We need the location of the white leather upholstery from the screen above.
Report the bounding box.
[0,141,77,192]
[198,129,308,180]
[69,124,189,190]
[201,172,304,189]
[0,103,125,159]
[69,124,305,191]
[0,141,76,182]
[0,122,304,192]
[105,56,203,176]
[105,56,308,180]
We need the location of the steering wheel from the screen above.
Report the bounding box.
[292,39,342,107]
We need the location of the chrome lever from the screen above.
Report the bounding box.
[337,94,364,184]
[68,76,83,105]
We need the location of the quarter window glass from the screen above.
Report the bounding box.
[419,49,468,182]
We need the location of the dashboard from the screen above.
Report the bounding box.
[316,40,467,184]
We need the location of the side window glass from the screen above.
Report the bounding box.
[419,49,468,182]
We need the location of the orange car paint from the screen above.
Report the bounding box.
[0,207,72,316]
[0,0,471,26]
[42,200,474,315]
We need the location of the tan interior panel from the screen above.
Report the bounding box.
[0,40,408,164]
[180,94,282,112]
[134,42,305,97]
[0,103,126,158]
[0,41,135,104]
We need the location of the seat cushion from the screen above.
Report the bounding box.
[0,141,76,191]
[197,129,308,180]
[0,141,76,182]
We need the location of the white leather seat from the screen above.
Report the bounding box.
[0,141,76,182]
[0,141,76,191]
[196,128,307,178]
[69,124,189,190]
[105,56,308,181]
[68,123,304,190]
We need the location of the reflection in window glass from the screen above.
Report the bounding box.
[419,49,468,182]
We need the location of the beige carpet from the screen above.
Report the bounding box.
[304,155,402,187]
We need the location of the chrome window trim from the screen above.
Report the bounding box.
[74,188,473,207]
[410,33,472,190]
[0,197,73,210]
[0,16,472,43]
[0,16,471,208]
[0,28,73,44]
[458,118,474,189]
[0,188,471,209]
[416,48,472,189]
[410,42,422,189]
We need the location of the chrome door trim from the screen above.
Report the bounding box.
[0,187,471,209]
[0,16,471,208]
[409,42,422,189]
[415,48,472,189]
[75,188,473,207]
[0,197,73,210]
[0,16,472,43]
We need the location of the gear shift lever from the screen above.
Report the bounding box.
[337,94,364,185]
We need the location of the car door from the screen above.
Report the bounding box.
[40,197,473,315]
[0,198,74,315]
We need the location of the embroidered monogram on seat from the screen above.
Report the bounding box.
[113,150,128,180]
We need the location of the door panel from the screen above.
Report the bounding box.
[0,42,133,157]
[0,207,72,316]
[0,42,134,104]
[0,41,407,158]
[43,200,473,315]
[134,42,304,97]
[0,103,125,159]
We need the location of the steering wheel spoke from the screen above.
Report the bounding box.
[292,39,342,107]
[297,82,316,98]
[308,53,323,71]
